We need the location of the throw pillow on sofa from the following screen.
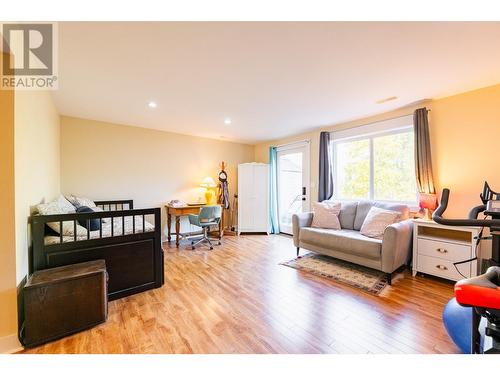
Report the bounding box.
[360,206,400,239]
[311,201,341,230]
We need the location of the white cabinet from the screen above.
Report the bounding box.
[412,219,481,282]
[238,163,269,234]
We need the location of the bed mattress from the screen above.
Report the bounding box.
[44,215,155,245]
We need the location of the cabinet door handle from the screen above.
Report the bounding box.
[436,248,448,254]
[436,265,448,271]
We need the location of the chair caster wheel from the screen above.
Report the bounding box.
[191,246,195,250]
[191,241,194,245]
[218,241,221,245]
[210,246,213,250]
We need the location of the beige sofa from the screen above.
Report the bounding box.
[292,200,413,284]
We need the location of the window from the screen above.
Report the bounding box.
[331,116,417,204]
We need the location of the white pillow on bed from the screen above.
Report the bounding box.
[37,195,88,236]
[37,195,76,215]
[65,195,97,208]
[67,195,113,224]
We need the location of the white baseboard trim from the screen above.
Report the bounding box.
[0,334,23,354]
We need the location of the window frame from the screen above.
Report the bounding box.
[330,121,418,206]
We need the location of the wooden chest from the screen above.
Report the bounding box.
[23,260,108,347]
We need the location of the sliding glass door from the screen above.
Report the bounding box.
[276,142,310,234]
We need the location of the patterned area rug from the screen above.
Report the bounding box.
[281,253,389,295]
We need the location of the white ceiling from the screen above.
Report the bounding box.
[54,22,500,144]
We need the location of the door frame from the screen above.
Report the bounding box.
[276,140,311,235]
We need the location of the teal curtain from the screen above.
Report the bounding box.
[269,147,280,234]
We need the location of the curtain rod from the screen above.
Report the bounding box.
[272,109,431,145]
[328,113,411,133]
[371,108,431,123]
[328,108,431,134]
[274,139,310,149]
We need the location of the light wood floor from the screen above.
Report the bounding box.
[25,234,459,354]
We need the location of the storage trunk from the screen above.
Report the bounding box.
[23,260,108,347]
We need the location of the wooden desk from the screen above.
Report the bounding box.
[166,204,223,247]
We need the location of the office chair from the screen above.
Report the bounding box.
[188,205,222,250]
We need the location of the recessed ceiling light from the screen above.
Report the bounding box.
[224,118,232,125]
[148,101,157,108]
[376,96,398,104]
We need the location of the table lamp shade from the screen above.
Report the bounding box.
[200,176,217,204]
[419,192,437,210]
[200,176,217,188]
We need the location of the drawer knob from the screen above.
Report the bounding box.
[436,248,448,253]
[436,265,448,271]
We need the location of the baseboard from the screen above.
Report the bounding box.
[0,334,23,354]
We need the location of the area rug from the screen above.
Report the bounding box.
[280,253,389,295]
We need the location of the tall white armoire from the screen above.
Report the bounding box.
[237,163,269,234]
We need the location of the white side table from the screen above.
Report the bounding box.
[412,218,481,281]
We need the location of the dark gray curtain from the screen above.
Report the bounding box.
[318,131,333,201]
[414,107,435,194]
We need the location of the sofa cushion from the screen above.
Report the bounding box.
[353,201,409,230]
[338,201,358,229]
[299,227,382,260]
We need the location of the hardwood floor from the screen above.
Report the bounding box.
[25,234,459,354]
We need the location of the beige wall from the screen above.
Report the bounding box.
[15,91,60,284]
[0,54,19,352]
[60,116,255,238]
[255,83,500,220]
[429,84,500,218]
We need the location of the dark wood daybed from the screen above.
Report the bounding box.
[30,199,164,301]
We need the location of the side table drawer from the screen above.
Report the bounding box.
[417,238,472,262]
[417,255,470,281]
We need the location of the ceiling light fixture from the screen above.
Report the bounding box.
[148,101,157,108]
[376,96,398,104]
[224,118,232,125]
